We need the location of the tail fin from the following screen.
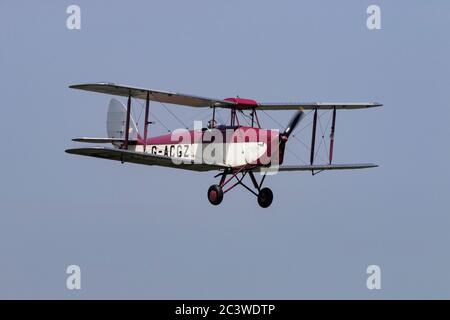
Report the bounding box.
[107,98,139,140]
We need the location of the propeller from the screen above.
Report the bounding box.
[278,110,305,161]
[282,110,304,139]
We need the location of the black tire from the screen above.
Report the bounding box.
[257,187,273,208]
[207,184,223,206]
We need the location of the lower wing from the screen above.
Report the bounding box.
[255,163,378,173]
[65,147,226,172]
[66,147,377,173]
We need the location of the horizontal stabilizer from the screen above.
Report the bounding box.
[72,137,138,144]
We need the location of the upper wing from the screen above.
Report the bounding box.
[69,83,235,108]
[256,102,382,110]
[65,147,226,172]
[254,163,378,173]
[70,83,381,110]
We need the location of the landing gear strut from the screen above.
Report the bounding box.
[207,167,274,208]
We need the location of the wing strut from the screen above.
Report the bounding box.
[124,93,132,150]
[250,108,262,128]
[143,91,150,152]
[310,108,318,167]
[230,108,240,126]
[329,107,337,164]
[212,105,216,124]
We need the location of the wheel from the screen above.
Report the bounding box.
[207,184,223,206]
[257,187,273,208]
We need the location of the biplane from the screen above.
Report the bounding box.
[66,83,381,208]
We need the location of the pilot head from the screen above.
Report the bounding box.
[207,119,217,129]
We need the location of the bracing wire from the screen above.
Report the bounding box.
[150,93,189,129]
[134,97,172,133]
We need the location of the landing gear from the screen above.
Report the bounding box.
[207,168,275,208]
[257,187,273,208]
[207,184,223,205]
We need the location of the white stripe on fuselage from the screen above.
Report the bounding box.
[131,142,267,167]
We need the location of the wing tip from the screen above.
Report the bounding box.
[69,82,116,89]
[65,147,104,154]
[65,148,78,154]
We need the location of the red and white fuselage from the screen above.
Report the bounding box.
[130,126,283,168]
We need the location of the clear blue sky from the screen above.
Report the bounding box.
[1,0,449,299]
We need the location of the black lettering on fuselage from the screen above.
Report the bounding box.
[148,144,191,158]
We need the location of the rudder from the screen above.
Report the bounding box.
[107,98,139,140]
